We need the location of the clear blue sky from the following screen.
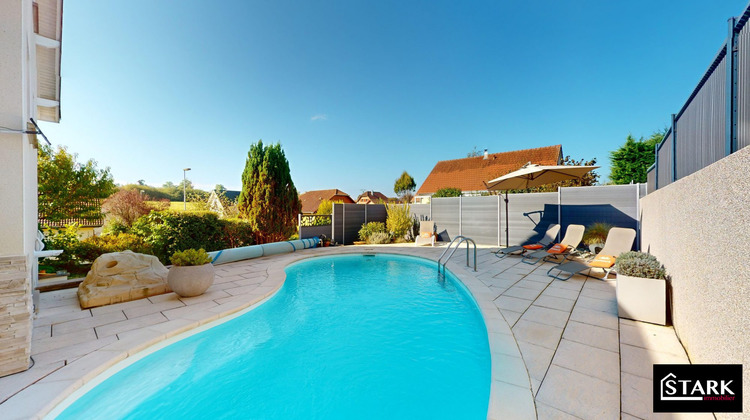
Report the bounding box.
[40,0,748,196]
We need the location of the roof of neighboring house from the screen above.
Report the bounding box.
[299,189,354,213]
[223,190,241,201]
[355,191,390,204]
[38,200,104,228]
[417,145,563,195]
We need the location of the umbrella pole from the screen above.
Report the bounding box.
[505,191,509,247]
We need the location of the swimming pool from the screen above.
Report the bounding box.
[53,254,491,419]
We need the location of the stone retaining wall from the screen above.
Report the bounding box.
[0,255,31,377]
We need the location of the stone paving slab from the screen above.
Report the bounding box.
[0,245,701,419]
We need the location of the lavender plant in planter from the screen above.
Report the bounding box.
[615,251,668,325]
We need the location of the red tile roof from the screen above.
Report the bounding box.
[355,191,391,204]
[417,145,562,195]
[299,189,354,213]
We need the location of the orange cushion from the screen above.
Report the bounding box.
[547,243,567,254]
[420,232,433,238]
[590,254,616,268]
[522,244,543,250]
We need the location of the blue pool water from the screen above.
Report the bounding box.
[55,254,491,419]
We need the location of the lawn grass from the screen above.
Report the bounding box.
[166,201,204,212]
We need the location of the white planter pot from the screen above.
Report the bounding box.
[168,263,215,297]
[616,274,666,325]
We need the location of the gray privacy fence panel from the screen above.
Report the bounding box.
[330,204,387,245]
[460,196,499,246]
[300,225,331,240]
[410,204,430,221]
[332,204,344,245]
[430,197,460,242]
[560,184,639,250]
[639,183,647,199]
[675,57,726,180]
[647,168,656,194]
[506,193,559,246]
[656,132,673,189]
[342,204,366,245]
[739,21,750,150]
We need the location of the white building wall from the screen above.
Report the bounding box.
[0,0,42,377]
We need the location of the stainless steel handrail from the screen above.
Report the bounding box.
[437,235,477,273]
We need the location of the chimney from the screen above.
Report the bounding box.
[483,149,489,160]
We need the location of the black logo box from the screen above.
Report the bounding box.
[653,364,743,413]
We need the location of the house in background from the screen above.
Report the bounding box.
[0,0,64,377]
[413,145,562,203]
[207,190,240,217]
[38,200,105,239]
[355,190,392,204]
[299,189,355,214]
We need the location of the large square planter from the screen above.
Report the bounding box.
[616,274,667,325]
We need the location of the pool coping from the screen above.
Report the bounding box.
[0,245,530,419]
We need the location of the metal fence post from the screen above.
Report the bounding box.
[557,187,562,242]
[429,199,432,220]
[654,142,660,190]
[298,213,301,238]
[458,196,462,236]
[342,204,346,245]
[364,203,368,224]
[671,113,677,182]
[497,194,500,247]
[727,17,739,156]
[635,184,641,251]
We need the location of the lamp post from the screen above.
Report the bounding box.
[183,168,191,211]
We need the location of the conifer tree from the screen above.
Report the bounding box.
[238,140,301,243]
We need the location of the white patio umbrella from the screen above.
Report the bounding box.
[485,163,599,246]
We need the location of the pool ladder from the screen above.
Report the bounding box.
[437,236,477,273]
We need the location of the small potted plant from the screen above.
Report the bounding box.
[615,251,668,325]
[168,248,214,297]
[319,235,331,247]
[582,222,613,254]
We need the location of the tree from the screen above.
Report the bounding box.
[137,179,146,186]
[38,144,116,223]
[393,171,416,203]
[101,189,166,227]
[505,155,600,193]
[214,184,226,193]
[432,187,463,198]
[238,140,301,243]
[467,146,483,157]
[609,131,664,184]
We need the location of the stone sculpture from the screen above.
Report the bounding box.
[77,251,170,309]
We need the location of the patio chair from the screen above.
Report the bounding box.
[414,220,436,246]
[492,224,560,259]
[521,224,584,265]
[546,227,636,281]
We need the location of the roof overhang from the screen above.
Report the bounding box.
[34,0,63,123]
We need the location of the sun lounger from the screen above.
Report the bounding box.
[546,227,636,281]
[414,220,436,246]
[522,224,584,265]
[492,224,560,259]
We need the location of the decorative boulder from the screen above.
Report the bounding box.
[78,251,170,309]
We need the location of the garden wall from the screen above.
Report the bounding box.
[640,146,750,415]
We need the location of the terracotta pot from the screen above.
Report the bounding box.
[168,263,215,297]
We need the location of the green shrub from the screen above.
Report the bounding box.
[131,211,231,263]
[615,251,666,279]
[582,222,613,246]
[386,203,412,241]
[102,218,129,235]
[170,248,213,266]
[40,224,83,273]
[368,232,391,244]
[221,218,255,249]
[76,234,153,263]
[358,222,386,242]
[432,187,462,198]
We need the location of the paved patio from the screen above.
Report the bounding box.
[0,245,709,419]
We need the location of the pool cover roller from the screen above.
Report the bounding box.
[207,237,320,265]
